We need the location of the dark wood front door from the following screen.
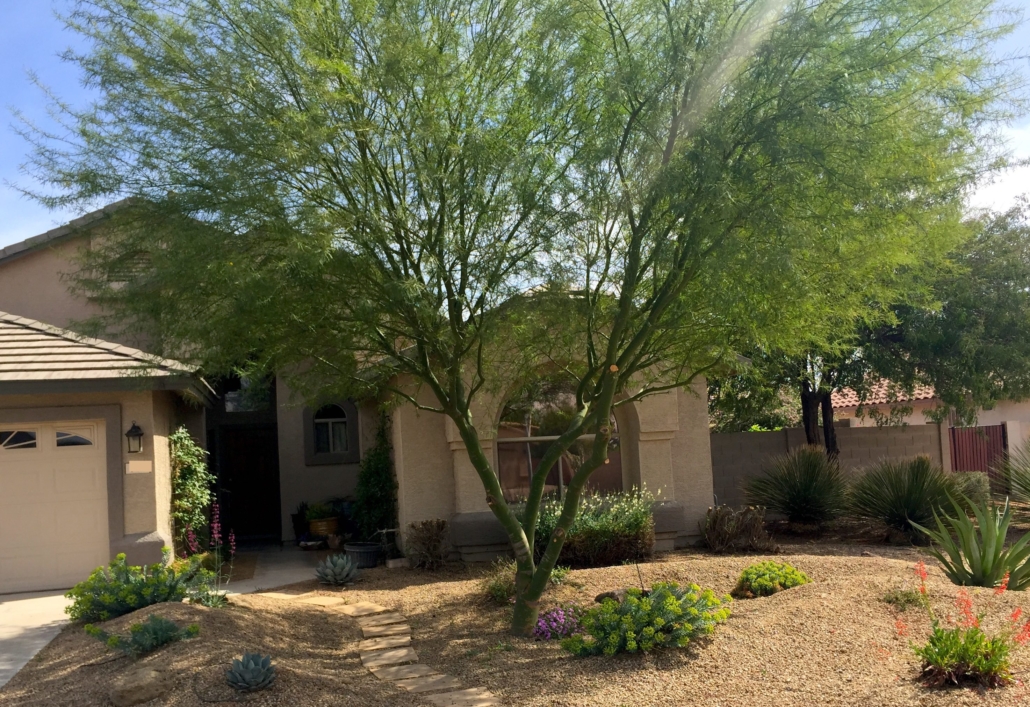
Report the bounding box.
[218,425,281,541]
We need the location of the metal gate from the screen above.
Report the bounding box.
[949,425,1007,485]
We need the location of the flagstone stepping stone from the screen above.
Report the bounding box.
[370,663,438,681]
[425,688,500,706]
[256,591,312,601]
[297,595,345,607]
[340,601,389,617]
[358,635,411,652]
[357,612,407,627]
[394,674,464,693]
[360,647,418,668]
[362,623,411,638]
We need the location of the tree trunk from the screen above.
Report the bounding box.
[820,390,839,458]
[800,381,822,446]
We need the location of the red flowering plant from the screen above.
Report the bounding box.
[897,562,1030,687]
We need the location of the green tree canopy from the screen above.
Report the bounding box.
[22,0,1017,634]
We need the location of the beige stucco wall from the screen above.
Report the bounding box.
[275,378,378,540]
[393,380,454,533]
[0,237,101,330]
[836,399,939,428]
[0,388,176,549]
[711,423,950,507]
[390,374,716,551]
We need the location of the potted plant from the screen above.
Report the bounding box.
[306,503,338,538]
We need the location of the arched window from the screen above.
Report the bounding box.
[496,375,622,502]
[313,404,348,454]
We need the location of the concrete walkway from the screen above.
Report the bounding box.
[0,590,71,687]
[0,546,318,689]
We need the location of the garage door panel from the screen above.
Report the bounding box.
[0,420,109,594]
[0,465,47,498]
[53,464,105,496]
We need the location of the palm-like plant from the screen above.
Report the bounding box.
[849,456,957,537]
[745,446,847,525]
[912,496,1030,590]
[997,440,1030,505]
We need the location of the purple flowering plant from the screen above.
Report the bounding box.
[534,605,583,641]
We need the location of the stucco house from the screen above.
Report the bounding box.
[0,205,715,593]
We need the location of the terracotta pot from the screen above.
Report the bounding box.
[308,517,339,537]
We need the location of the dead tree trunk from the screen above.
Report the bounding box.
[820,390,839,459]
[801,380,822,446]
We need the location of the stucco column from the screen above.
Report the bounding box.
[633,390,680,498]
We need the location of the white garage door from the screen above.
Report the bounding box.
[0,420,110,594]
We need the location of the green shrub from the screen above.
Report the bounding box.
[304,502,335,521]
[66,551,212,622]
[952,471,991,509]
[904,572,1022,688]
[560,582,731,656]
[732,561,810,598]
[85,614,199,658]
[849,456,957,536]
[882,587,923,611]
[481,558,517,604]
[170,427,216,551]
[353,417,397,541]
[699,505,778,553]
[912,496,1030,590]
[745,446,846,525]
[521,488,655,568]
[550,565,572,585]
[915,622,1013,687]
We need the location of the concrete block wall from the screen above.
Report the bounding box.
[711,424,948,507]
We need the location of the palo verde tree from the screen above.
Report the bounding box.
[22,0,1016,634]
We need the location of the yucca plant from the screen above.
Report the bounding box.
[315,554,359,586]
[997,440,1030,504]
[911,496,1030,590]
[745,446,847,525]
[850,456,958,537]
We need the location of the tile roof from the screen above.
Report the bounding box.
[832,379,937,409]
[0,199,135,265]
[0,310,193,383]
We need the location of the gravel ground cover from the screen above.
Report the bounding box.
[5,542,1030,706]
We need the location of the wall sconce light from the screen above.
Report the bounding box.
[125,421,144,454]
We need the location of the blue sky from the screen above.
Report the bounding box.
[0,1,1028,249]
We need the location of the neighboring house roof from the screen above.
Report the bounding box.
[0,310,212,400]
[0,199,135,266]
[832,379,937,409]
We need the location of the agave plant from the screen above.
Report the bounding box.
[849,456,957,537]
[315,553,359,586]
[911,496,1030,590]
[745,446,847,525]
[226,652,276,692]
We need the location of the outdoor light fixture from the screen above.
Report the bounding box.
[125,421,144,454]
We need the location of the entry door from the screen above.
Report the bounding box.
[0,421,109,593]
[219,426,281,541]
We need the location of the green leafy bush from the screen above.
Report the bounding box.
[849,456,957,536]
[85,614,199,658]
[353,417,397,541]
[699,505,777,553]
[732,561,810,598]
[952,471,991,509]
[745,446,846,525]
[915,622,1013,687]
[304,502,335,521]
[561,582,731,656]
[904,567,1027,688]
[481,558,517,604]
[882,587,924,611]
[912,496,1030,590]
[66,552,212,622]
[522,488,655,568]
[170,427,215,551]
